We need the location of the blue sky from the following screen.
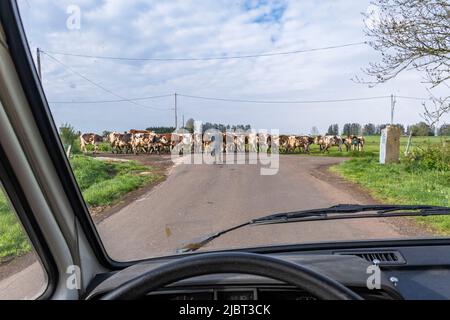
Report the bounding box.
[17,0,449,134]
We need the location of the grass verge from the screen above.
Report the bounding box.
[0,156,161,261]
[331,157,450,234]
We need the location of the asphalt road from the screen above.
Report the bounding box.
[98,155,413,261]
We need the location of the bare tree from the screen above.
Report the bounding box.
[421,93,450,127]
[361,0,449,88]
[360,0,449,126]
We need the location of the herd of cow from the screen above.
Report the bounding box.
[79,130,365,155]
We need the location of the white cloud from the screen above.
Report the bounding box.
[17,0,449,133]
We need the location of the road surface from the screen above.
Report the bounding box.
[98,155,415,261]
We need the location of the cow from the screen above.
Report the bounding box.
[158,133,173,153]
[108,132,133,154]
[247,132,258,153]
[283,135,311,153]
[314,135,344,153]
[148,134,171,154]
[258,133,272,153]
[296,136,315,153]
[285,136,300,153]
[233,132,246,153]
[80,133,103,154]
[223,132,235,153]
[131,132,152,154]
[172,132,193,155]
[345,135,365,152]
[129,129,153,135]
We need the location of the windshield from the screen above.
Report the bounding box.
[17,0,449,261]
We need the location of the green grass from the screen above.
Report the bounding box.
[332,155,450,234]
[290,135,445,158]
[0,156,161,261]
[70,155,162,207]
[0,195,31,261]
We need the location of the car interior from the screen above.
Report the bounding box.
[0,1,449,301]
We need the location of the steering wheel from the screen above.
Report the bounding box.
[100,252,363,300]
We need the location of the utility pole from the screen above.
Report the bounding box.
[182,114,185,128]
[36,47,42,82]
[390,94,396,125]
[174,93,178,129]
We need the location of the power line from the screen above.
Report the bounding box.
[177,93,392,104]
[42,51,172,112]
[397,96,429,101]
[49,93,421,105]
[49,94,173,104]
[41,42,366,62]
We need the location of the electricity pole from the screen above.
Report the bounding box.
[174,93,178,129]
[390,94,396,125]
[36,47,42,82]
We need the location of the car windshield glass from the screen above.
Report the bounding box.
[17,0,450,262]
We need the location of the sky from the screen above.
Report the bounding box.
[17,0,449,134]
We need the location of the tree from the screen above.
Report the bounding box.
[360,1,450,126]
[327,124,339,135]
[364,123,376,135]
[351,123,362,136]
[343,123,352,136]
[343,123,363,136]
[362,0,449,88]
[421,95,450,127]
[408,122,434,136]
[326,125,334,135]
[59,123,80,153]
[102,130,111,138]
[184,118,195,133]
[438,123,450,136]
[311,126,320,136]
[146,127,176,133]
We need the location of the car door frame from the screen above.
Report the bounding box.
[0,0,114,299]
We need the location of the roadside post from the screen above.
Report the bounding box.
[380,125,401,164]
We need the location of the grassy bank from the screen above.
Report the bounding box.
[70,156,161,207]
[300,135,444,158]
[0,195,31,260]
[332,143,450,234]
[0,156,161,261]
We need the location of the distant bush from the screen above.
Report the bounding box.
[59,123,81,154]
[404,142,450,172]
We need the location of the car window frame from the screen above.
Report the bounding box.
[2,0,450,273]
[0,143,56,299]
[0,0,117,270]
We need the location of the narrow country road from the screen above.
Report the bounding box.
[98,155,414,261]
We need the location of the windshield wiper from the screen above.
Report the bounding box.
[177,204,450,253]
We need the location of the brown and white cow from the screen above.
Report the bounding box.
[344,135,365,152]
[314,135,344,153]
[296,136,315,153]
[108,132,133,154]
[80,133,103,154]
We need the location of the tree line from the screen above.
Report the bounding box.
[326,122,450,137]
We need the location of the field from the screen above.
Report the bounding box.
[332,136,450,234]
[0,156,161,261]
[298,135,445,158]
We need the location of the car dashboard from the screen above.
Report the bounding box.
[85,242,450,300]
